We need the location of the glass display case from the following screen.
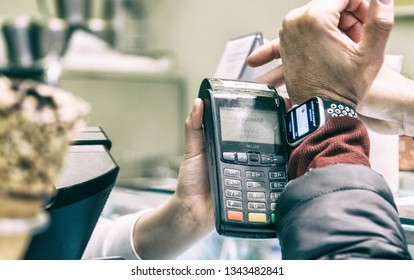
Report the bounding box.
[59,70,187,180]
[101,182,281,260]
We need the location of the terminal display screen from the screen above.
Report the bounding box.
[219,108,280,145]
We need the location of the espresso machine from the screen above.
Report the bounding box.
[0,1,112,83]
[0,15,69,85]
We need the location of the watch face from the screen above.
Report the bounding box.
[286,97,322,146]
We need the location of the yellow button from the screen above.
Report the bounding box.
[248,213,267,223]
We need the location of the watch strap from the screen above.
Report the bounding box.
[322,99,358,121]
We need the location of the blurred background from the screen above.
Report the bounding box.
[1,0,414,179]
[0,0,308,181]
[0,0,413,259]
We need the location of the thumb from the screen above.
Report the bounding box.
[359,0,394,58]
[183,98,205,159]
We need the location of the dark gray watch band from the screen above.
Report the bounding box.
[322,99,358,120]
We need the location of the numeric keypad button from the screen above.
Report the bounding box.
[226,189,242,199]
[224,168,241,178]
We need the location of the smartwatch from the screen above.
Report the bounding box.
[285,96,358,147]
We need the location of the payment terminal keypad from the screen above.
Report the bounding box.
[222,152,287,225]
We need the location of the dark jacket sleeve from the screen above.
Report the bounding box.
[275,164,411,259]
[275,117,412,259]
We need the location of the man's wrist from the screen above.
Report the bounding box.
[288,117,370,180]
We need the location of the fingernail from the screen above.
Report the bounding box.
[379,0,392,5]
[191,102,197,114]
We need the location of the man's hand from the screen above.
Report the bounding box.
[248,0,394,108]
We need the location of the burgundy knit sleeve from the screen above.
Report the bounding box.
[288,117,371,180]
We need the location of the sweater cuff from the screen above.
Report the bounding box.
[288,117,370,180]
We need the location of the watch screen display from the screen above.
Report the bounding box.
[286,98,321,144]
[219,108,280,145]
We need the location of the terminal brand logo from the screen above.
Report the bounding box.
[246,144,259,149]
